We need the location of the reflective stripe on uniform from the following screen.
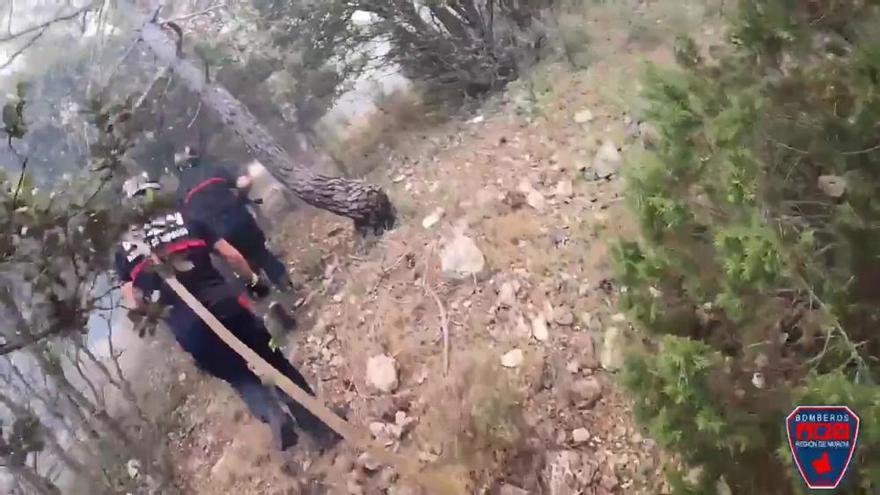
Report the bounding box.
[183,177,228,205]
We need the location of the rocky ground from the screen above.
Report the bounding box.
[166,62,666,495]
[162,3,727,494]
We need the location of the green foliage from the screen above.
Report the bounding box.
[2,82,30,140]
[327,0,555,102]
[0,415,45,467]
[207,0,360,131]
[616,1,880,493]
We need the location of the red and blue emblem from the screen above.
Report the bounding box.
[786,405,860,490]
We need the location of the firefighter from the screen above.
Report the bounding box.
[115,173,337,451]
[173,146,292,292]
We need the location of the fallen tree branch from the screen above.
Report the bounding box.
[138,20,396,235]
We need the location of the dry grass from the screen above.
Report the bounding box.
[297,245,325,281]
[480,212,543,270]
[414,349,539,493]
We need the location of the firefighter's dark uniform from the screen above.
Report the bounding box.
[176,162,291,291]
[114,212,330,449]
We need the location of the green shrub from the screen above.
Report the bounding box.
[616,1,880,493]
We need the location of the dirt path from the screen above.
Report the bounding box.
[164,3,729,491]
[165,54,674,494]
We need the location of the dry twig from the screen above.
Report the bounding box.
[421,246,450,375]
[0,2,95,43]
[164,3,228,24]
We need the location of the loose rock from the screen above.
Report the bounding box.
[497,281,518,307]
[573,109,594,124]
[366,354,399,393]
[501,349,524,368]
[600,327,626,372]
[818,175,846,198]
[572,427,591,444]
[592,140,623,179]
[126,459,141,479]
[440,233,485,279]
[518,179,547,211]
[751,372,766,389]
[532,314,550,342]
[555,309,575,326]
[357,452,381,472]
[369,421,389,439]
[527,189,547,211]
[571,377,603,407]
[421,207,445,229]
[499,483,530,495]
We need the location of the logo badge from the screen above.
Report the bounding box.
[786,405,860,490]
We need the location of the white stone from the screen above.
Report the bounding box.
[572,428,591,444]
[518,179,547,211]
[369,421,389,438]
[421,207,445,229]
[818,175,846,198]
[497,281,518,307]
[531,314,550,342]
[593,140,623,179]
[366,354,399,393]
[555,309,575,326]
[600,327,626,372]
[126,459,141,479]
[751,372,766,389]
[526,189,547,211]
[501,349,524,368]
[440,234,485,279]
[573,109,594,124]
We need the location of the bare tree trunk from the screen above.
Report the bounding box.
[27,347,172,489]
[139,22,397,236]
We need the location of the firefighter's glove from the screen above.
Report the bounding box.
[246,272,271,299]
